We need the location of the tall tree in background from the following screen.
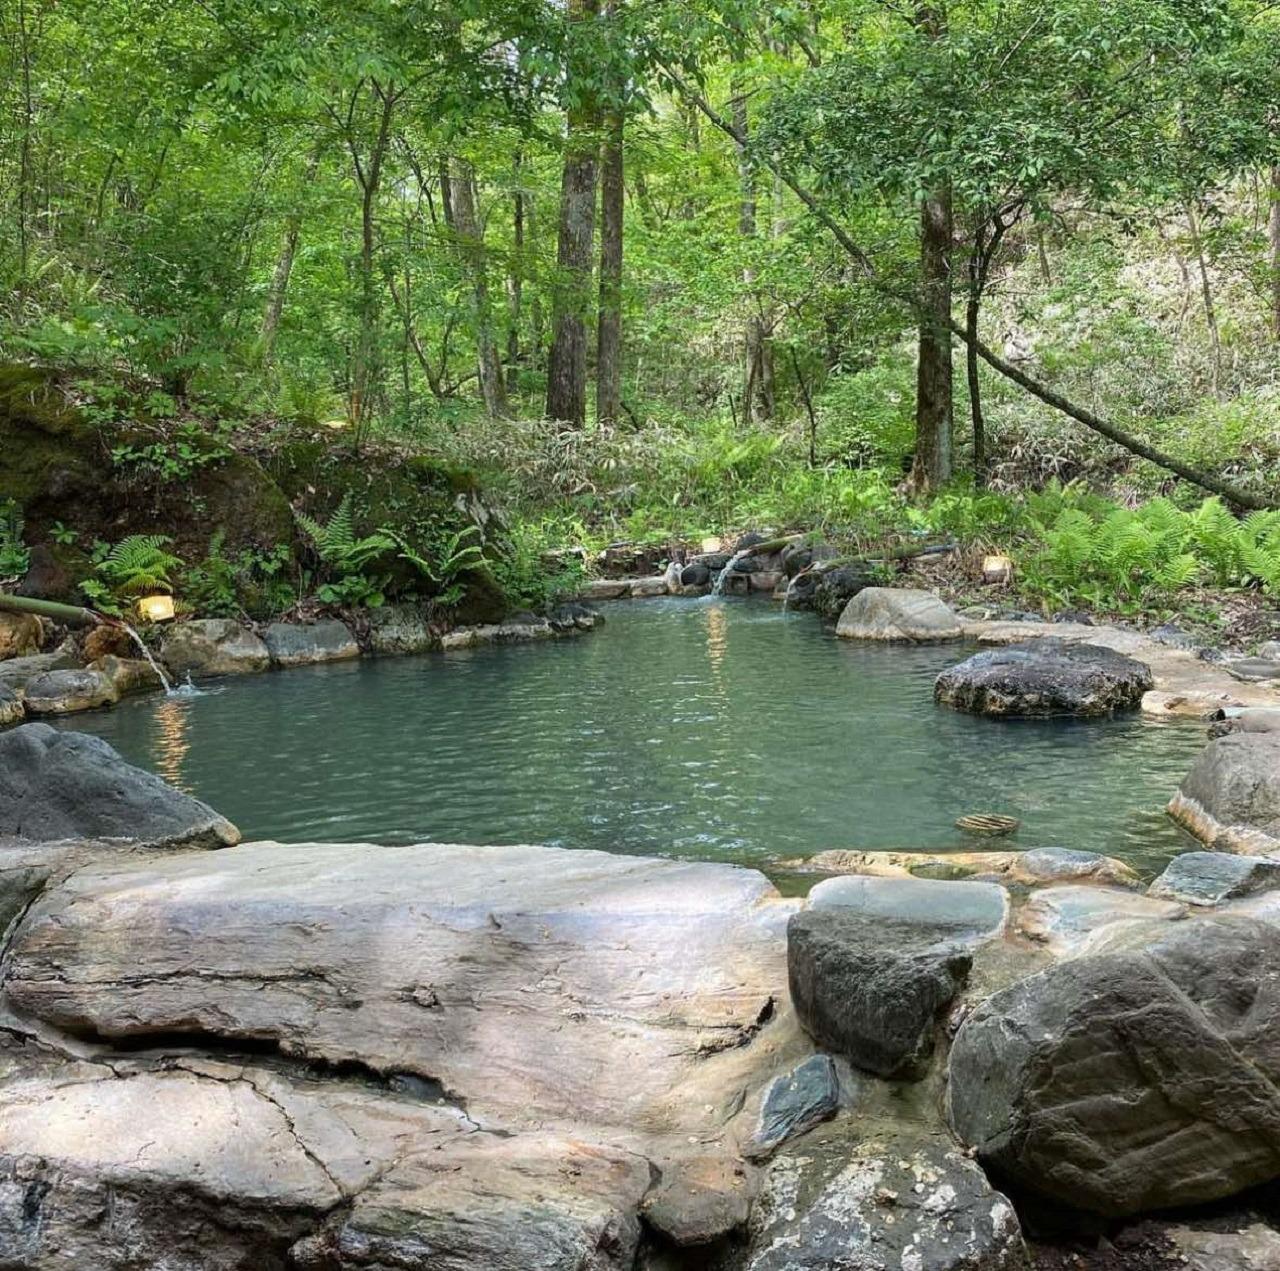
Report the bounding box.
[546,0,601,426]
[595,2,625,426]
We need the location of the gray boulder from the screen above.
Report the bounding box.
[948,915,1280,1216]
[836,587,963,642]
[680,561,711,588]
[0,723,239,849]
[1168,733,1280,855]
[262,618,360,667]
[1149,851,1280,905]
[0,650,78,694]
[161,618,270,678]
[745,1055,842,1161]
[935,638,1153,717]
[1227,658,1280,684]
[22,668,118,715]
[787,877,1004,1079]
[744,1130,1026,1271]
[1259,641,1280,661]
[367,602,436,655]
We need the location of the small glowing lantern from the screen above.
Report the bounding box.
[701,536,724,553]
[137,594,176,623]
[982,554,1013,585]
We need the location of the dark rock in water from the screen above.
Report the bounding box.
[811,563,879,622]
[733,531,769,553]
[262,618,359,668]
[788,908,972,1078]
[744,1130,1026,1271]
[730,555,761,573]
[745,1055,841,1161]
[1226,658,1280,684]
[680,561,711,587]
[691,551,731,571]
[0,723,239,849]
[1148,852,1280,905]
[1168,733,1280,854]
[935,638,1153,717]
[548,602,601,632]
[1199,646,1234,663]
[948,915,1280,1216]
[1053,609,1095,626]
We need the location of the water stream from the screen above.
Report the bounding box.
[120,622,172,693]
[56,598,1207,875]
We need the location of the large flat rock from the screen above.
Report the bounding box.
[0,724,239,849]
[5,841,793,1134]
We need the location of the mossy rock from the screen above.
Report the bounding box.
[908,861,978,881]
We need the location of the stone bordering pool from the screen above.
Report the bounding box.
[7,730,1280,1267]
[0,601,604,727]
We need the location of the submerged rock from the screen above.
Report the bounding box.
[935,639,1153,717]
[744,1055,842,1161]
[1149,851,1280,906]
[21,667,118,715]
[0,723,239,848]
[262,618,359,667]
[744,1130,1026,1271]
[1169,733,1280,855]
[948,915,1280,1216]
[836,587,963,642]
[161,618,270,678]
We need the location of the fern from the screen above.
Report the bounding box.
[295,493,397,574]
[96,534,183,595]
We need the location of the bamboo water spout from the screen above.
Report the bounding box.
[0,592,115,629]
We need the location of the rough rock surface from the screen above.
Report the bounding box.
[795,847,1139,889]
[366,602,437,655]
[1169,733,1280,854]
[1149,851,1280,905]
[631,575,669,598]
[0,650,78,694]
[0,687,22,726]
[1227,658,1280,684]
[936,639,1153,717]
[5,841,791,1130]
[89,653,164,696]
[21,667,118,715]
[262,618,360,667]
[580,578,632,600]
[787,877,1005,1078]
[0,611,41,660]
[948,915,1280,1216]
[745,1054,842,1161]
[744,1129,1026,1270]
[836,587,963,642]
[1165,1222,1280,1271]
[0,724,239,848]
[162,618,270,677]
[1016,884,1181,957]
[640,1154,753,1247]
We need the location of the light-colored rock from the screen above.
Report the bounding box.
[1150,852,1280,906]
[1166,1221,1280,1271]
[744,1129,1026,1270]
[1169,733,1280,855]
[0,611,41,660]
[0,724,239,849]
[262,618,360,667]
[836,587,963,642]
[1142,688,1240,719]
[441,619,557,649]
[0,650,78,695]
[0,687,22,727]
[21,667,117,715]
[797,846,1139,889]
[366,602,437,655]
[631,575,669,598]
[1227,658,1280,684]
[1016,884,1181,957]
[5,841,792,1131]
[161,618,269,678]
[89,654,164,696]
[663,560,684,595]
[949,915,1280,1216]
[579,578,632,600]
[1260,641,1280,662]
[750,570,784,593]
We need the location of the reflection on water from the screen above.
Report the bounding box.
[151,697,193,792]
[52,598,1208,874]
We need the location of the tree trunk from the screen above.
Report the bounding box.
[1185,198,1222,394]
[506,152,524,393]
[450,158,510,419]
[733,89,771,424]
[1269,165,1280,342]
[596,105,624,425]
[912,184,954,491]
[545,0,600,426]
[261,146,321,367]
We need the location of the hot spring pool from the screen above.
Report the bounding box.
[55,597,1206,874]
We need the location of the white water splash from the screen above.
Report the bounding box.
[711,548,752,595]
[120,622,173,694]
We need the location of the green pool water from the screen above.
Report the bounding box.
[55,597,1206,874]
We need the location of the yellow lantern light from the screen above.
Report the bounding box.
[701,536,724,554]
[137,594,176,623]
